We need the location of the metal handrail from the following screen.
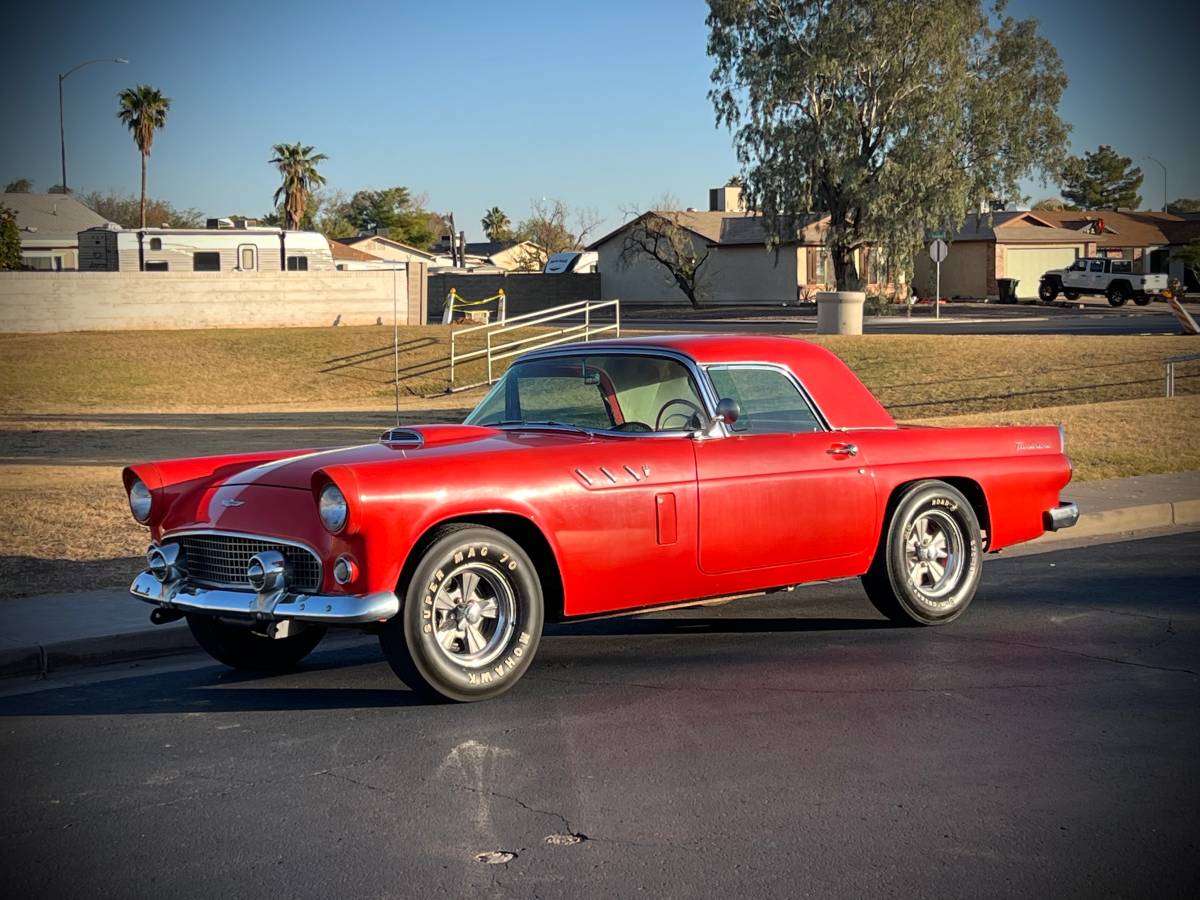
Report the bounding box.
[1166,352,1200,398]
[449,299,620,388]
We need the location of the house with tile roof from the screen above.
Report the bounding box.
[2,192,113,270]
[913,209,1197,300]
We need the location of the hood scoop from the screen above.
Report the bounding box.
[380,428,423,446]
[378,424,498,448]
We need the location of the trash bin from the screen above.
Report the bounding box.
[997,278,1019,304]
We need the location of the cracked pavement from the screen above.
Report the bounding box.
[0,532,1197,898]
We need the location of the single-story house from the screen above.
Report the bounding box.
[432,238,546,272]
[591,185,892,305]
[329,240,406,271]
[914,209,1194,300]
[2,192,112,270]
[335,234,453,268]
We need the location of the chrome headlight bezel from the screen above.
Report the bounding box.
[129,478,153,524]
[318,483,349,534]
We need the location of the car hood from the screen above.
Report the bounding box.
[218,423,590,489]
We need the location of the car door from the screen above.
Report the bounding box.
[693,364,877,575]
[1063,259,1087,292]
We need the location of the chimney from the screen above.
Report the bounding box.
[709,185,745,213]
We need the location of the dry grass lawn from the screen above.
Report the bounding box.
[1,328,1195,416]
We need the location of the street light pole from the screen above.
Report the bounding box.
[1145,156,1167,213]
[58,57,128,193]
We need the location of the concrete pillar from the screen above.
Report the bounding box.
[816,291,866,335]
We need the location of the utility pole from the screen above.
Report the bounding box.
[58,57,128,192]
[1144,156,1167,213]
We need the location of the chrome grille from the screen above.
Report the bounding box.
[175,533,321,592]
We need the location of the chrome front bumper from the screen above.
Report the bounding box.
[1044,501,1080,532]
[130,571,400,625]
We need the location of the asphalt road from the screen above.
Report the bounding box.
[2,532,1198,899]
[624,307,1183,336]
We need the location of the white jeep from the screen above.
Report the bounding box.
[1038,257,1169,307]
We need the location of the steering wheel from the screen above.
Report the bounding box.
[612,420,653,433]
[655,398,705,431]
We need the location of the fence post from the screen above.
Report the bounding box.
[615,299,621,337]
[584,301,591,341]
[487,330,494,384]
[1167,360,1175,398]
[450,331,456,385]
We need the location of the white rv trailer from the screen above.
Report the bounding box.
[77,222,335,272]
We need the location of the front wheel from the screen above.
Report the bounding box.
[1037,279,1059,303]
[861,481,983,626]
[186,614,326,671]
[379,525,544,702]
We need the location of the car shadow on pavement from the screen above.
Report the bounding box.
[0,614,889,718]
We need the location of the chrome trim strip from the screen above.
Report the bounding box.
[598,466,618,484]
[573,467,593,485]
[130,571,399,625]
[1043,502,1079,532]
[161,529,324,591]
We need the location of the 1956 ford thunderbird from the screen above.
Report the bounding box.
[125,335,1077,701]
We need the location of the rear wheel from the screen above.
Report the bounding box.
[1037,279,1059,303]
[186,615,326,671]
[861,481,983,626]
[379,525,544,702]
[1107,283,1130,307]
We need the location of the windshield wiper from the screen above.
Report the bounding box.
[493,419,594,435]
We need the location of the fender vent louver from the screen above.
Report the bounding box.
[380,428,423,446]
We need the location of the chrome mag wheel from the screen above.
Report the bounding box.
[430,562,516,668]
[903,509,965,603]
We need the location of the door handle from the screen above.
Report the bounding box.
[827,443,858,457]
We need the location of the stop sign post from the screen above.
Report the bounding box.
[929,238,949,319]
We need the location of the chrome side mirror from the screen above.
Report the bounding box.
[695,398,740,439]
[715,398,740,425]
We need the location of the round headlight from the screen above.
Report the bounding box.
[318,483,349,533]
[129,479,152,523]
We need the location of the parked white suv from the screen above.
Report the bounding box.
[1039,257,1168,307]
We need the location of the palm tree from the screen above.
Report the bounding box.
[116,85,170,229]
[270,143,328,230]
[481,206,511,241]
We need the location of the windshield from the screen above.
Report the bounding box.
[464,353,708,433]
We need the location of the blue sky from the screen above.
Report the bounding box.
[2,0,1196,239]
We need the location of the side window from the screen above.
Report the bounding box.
[516,374,613,429]
[1110,259,1132,274]
[286,255,308,271]
[707,366,823,434]
[193,252,220,271]
[149,237,162,250]
[145,261,169,271]
[1089,260,1104,273]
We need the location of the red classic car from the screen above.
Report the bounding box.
[126,335,1078,701]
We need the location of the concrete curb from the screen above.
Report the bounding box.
[2,498,1197,681]
[1037,498,1200,543]
[0,623,194,679]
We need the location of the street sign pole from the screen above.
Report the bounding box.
[928,238,949,321]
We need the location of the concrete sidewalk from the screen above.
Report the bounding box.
[2,471,1197,679]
